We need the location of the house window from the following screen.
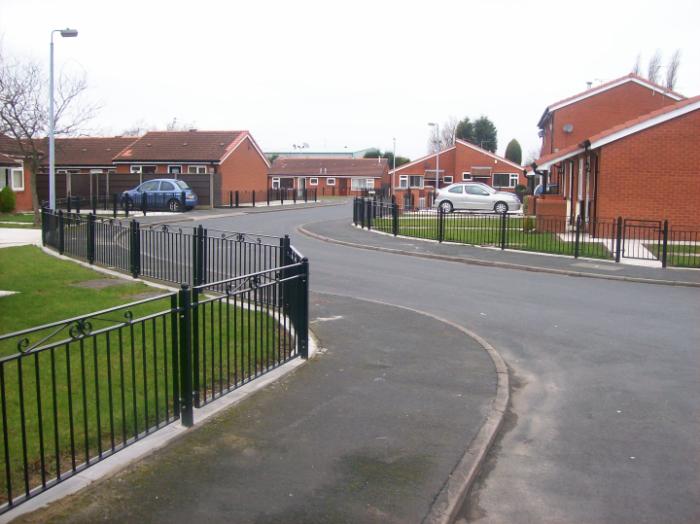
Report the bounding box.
[131,165,156,174]
[187,165,207,175]
[399,175,408,189]
[409,175,423,188]
[493,173,518,188]
[10,168,24,191]
[350,178,375,191]
[326,177,336,186]
[462,172,472,181]
[443,176,453,184]
[271,177,280,189]
[168,165,182,175]
[309,177,319,186]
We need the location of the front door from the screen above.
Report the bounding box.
[297,177,306,198]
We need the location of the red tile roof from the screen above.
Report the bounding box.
[269,157,388,177]
[0,152,20,166]
[36,137,137,166]
[113,131,246,162]
[0,134,23,156]
[533,95,700,168]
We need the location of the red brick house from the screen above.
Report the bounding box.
[0,134,31,211]
[268,157,389,196]
[538,73,684,156]
[390,139,525,207]
[532,96,700,228]
[112,130,270,206]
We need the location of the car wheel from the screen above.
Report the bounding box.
[168,199,182,212]
[494,201,509,214]
[439,200,453,213]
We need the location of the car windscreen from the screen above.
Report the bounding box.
[174,180,190,190]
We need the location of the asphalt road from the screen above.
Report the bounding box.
[156,202,700,523]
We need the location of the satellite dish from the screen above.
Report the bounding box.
[563,124,574,134]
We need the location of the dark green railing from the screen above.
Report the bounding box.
[0,210,309,513]
[352,197,700,268]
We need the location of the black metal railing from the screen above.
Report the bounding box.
[223,188,319,208]
[352,197,700,268]
[47,192,189,217]
[0,209,310,513]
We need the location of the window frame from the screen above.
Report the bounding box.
[168,165,182,175]
[10,167,24,191]
[492,172,519,189]
[408,175,424,189]
[309,177,319,186]
[130,165,142,174]
[399,175,408,189]
[326,177,336,186]
[462,172,472,181]
[271,177,280,190]
[187,165,207,175]
[443,176,453,184]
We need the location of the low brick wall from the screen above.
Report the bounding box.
[535,196,567,233]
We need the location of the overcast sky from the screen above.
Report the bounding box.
[1,0,698,161]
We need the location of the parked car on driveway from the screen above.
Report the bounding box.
[122,179,198,211]
[433,182,521,213]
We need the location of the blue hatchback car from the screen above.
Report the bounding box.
[122,179,198,211]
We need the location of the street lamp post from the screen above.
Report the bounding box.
[428,122,440,198]
[49,28,78,210]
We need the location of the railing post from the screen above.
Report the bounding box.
[41,207,47,246]
[661,220,669,268]
[112,193,118,218]
[298,258,309,358]
[615,216,623,263]
[280,235,291,318]
[304,188,308,203]
[87,213,96,264]
[500,210,507,250]
[392,200,399,237]
[66,196,72,213]
[314,188,317,202]
[367,199,372,230]
[229,190,233,208]
[130,221,141,278]
[141,191,147,216]
[124,196,130,218]
[180,191,186,211]
[280,189,284,205]
[192,225,206,286]
[235,190,239,208]
[574,215,582,259]
[293,188,297,204]
[58,210,65,255]
[178,285,194,427]
[92,196,97,216]
[75,196,81,215]
[267,188,271,207]
[352,197,357,224]
[252,190,256,207]
[438,206,445,242]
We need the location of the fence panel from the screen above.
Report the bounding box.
[0,294,180,510]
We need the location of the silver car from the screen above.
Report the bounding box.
[433,182,521,213]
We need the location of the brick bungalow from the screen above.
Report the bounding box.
[536,73,684,194]
[112,130,270,206]
[531,95,700,228]
[0,134,33,211]
[268,157,389,197]
[390,139,525,207]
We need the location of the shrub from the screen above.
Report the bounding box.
[0,186,16,213]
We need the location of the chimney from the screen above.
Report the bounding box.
[586,81,593,89]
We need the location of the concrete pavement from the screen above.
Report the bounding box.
[18,293,499,523]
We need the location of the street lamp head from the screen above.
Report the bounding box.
[60,28,78,38]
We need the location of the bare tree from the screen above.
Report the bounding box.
[665,49,681,90]
[632,53,642,75]
[426,116,458,153]
[647,50,662,84]
[166,117,196,131]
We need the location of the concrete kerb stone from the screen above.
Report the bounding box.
[313,291,508,524]
[297,223,700,289]
[2,248,319,523]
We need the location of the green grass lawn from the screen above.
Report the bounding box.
[0,246,287,504]
[372,216,612,259]
[646,243,700,268]
[0,213,38,229]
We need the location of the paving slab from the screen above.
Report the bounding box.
[16,292,496,524]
